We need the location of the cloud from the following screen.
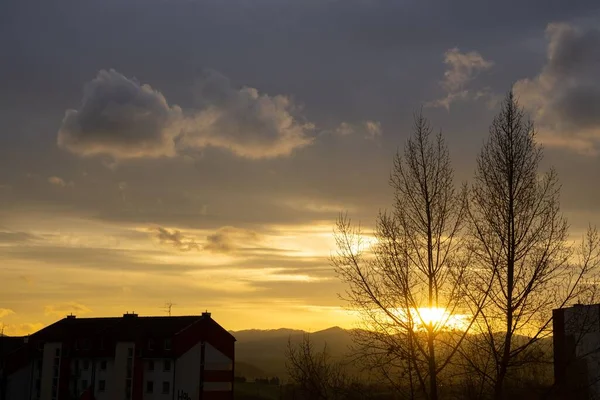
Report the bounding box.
[428,48,494,109]
[44,302,92,317]
[3,323,45,336]
[513,23,600,155]
[364,121,382,139]
[47,176,72,187]
[0,231,38,243]
[334,120,382,139]
[181,70,315,159]
[152,227,200,252]
[58,69,183,159]
[204,226,262,253]
[58,69,315,160]
[0,308,15,318]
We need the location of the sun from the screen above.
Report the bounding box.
[412,307,468,331]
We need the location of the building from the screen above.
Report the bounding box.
[553,304,600,400]
[0,312,235,400]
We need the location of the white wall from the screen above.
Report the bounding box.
[5,363,33,400]
[173,342,233,398]
[113,342,135,400]
[40,343,61,400]
[142,359,174,400]
[204,343,232,371]
[174,342,202,399]
[93,358,115,400]
[563,306,600,399]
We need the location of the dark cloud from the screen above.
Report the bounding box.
[514,23,600,154]
[58,69,183,159]
[0,231,39,243]
[181,70,314,159]
[151,227,199,252]
[58,69,316,161]
[205,226,262,253]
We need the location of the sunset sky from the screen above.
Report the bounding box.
[1,0,600,336]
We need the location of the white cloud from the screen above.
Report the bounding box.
[428,48,494,109]
[513,23,600,155]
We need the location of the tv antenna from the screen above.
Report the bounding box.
[163,301,176,317]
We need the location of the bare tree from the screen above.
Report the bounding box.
[465,92,600,399]
[333,113,480,400]
[285,334,359,400]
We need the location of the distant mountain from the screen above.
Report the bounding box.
[231,326,355,381]
[230,328,305,343]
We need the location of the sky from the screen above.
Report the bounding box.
[1,0,600,335]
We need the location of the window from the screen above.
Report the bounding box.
[82,339,90,350]
[162,381,170,394]
[83,360,89,370]
[148,360,154,371]
[55,348,60,357]
[163,360,171,371]
[148,338,154,351]
[99,339,104,350]
[100,360,107,370]
[98,380,106,392]
[127,347,134,357]
[164,338,172,350]
[81,380,88,389]
[146,381,154,393]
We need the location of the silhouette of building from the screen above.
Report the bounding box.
[553,304,600,399]
[0,312,235,400]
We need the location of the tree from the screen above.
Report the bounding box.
[332,113,479,399]
[465,92,600,399]
[285,334,358,400]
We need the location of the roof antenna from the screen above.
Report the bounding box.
[163,301,176,317]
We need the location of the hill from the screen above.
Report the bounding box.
[231,326,354,381]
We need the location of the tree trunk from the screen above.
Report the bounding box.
[428,329,439,400]
[495,96,516,400]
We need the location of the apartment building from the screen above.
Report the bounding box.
[0,312,235,400]
[553,303,600,400]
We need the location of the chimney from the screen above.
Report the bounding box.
[202,311,211,318]
[123,312,138,319]
[66,314,76,319]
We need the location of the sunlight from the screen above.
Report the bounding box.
[413,307,468,331]
[389,307,469,331]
